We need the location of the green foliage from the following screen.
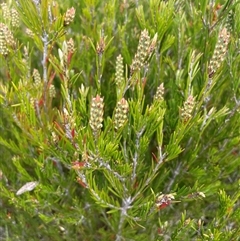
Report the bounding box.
[0,0,239,240]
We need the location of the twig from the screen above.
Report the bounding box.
[131,126,146,183]
[115,196,132,241]
[41,31,49,112]
[97,158,126,183]
[166,162,181,193]
[132,146,166,202]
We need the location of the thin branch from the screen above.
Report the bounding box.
[131,126,146,183]
[132,146,166,202]
[97,158,126,183]
[166,162,181,193]
[41,31,49,111]
[115,196,132,241]
[90,188,120,210]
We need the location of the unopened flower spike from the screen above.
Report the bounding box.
[89,95,104,135]
[0,25,8,55]
[114,98,129,130]
[26,28,34,38]
[64,7,75,26]
[225,10,234,33]
[0,23,16,55]
[148,33,158,55]
[130,29,151,75]
[33,69,41,87]
[11,8,20,28]
[115,54,124,87]
[180,95,196,122]
[208,27,230,78]
[66,38,75,65]
[49,84,56,98]
[154,83,164,101]
[1,3,10,21]
[4,25,15,48]
[67,38,75,54]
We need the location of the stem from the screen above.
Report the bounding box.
[155,44,161,83]
[132,146,165,202]
[202,76,214,111]
[96,54,103,92]
[123,75,131,96]
[97,157,126,183]
[116,196,132,241]
[90,188,120,210]
[166,162,181,193]
[131,126,146,183]
[41,31,48,112]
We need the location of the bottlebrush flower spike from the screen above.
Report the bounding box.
[67,38,75,54]
[66,38,75,65]
[0,23,15,55]
[154,83,165,101]
[180,95,195,122]
[130,29,150,74]
[0,24,8,55]
[114,98,129,130]
[115,54,124,87]
[64,7,75,26]
[89,95,104,134]
[208,27,230,78]
[26,28,34,38]
[148,33,158,55]
[33,69,41,87]
[1,3,10,21]
[11,8,20,27]
[2,23,15,48]
[49,84,56,98]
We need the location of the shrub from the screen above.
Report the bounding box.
[0,0,239,240]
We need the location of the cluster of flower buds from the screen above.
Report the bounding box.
[225,10,234,33]
[0,24,8,56]
[1,3,10,19]
[130,29,151,74]
[115,54,124,87]
[66,38,75,65]
[130,31,158,76]
[114,98,129,130]
[10,8,19,27]
[0,23,15,55]
[148,33,158,55]
[208,27,230,78]
[180,95,195,122]
[26,28,34,38]
[1,3,20,28]
[89,95,104,135]
[154,83,165,101]
[64,7,75,26]
[33,68,41,87]
[67,38,75,54]
[49,84,56,98]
